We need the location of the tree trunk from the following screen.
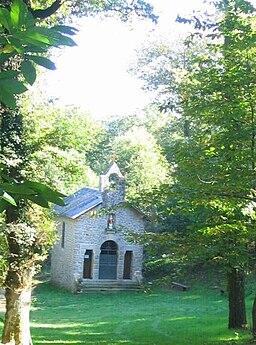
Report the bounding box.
[1,225,34,345]
[252,294,256,340]
[2,274,33,345]
[227,268,247,329]
[0,2,65,344]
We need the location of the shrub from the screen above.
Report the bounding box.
[143,257,176,280]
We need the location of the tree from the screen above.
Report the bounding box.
[0,1,79,343]
[90,113,171,212]
[0,0,157,343]
[131,0,256,331]
[112,126,170,203]
[21,100,102,192]
[174,0,256,330]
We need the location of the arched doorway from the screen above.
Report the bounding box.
[99,240,118,279]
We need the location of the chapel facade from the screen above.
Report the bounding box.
[51,163,144,292]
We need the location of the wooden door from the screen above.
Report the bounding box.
[83,250,93,279]
[123,251,132,279]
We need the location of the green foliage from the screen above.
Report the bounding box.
[113,127,170,198]
[20,100,102,192]
[0,0,79,210]
[171,0,256,269]
[91,113,171,209]
[10,282,250,344]
[70,0,158,22]
[0,0,77,109]
[127,5,256,311]
[143,257,176,280]
[29,147,97,192]
[132,0,256,270]
[130,37,204,113]
[0,204,57,279]
[0,173,65,211]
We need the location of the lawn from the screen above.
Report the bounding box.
[16,281,252,345]
[0,282,253,345]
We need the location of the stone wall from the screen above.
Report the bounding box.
[51,206,144,292]
[51,217,77,292]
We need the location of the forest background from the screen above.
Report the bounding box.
[0,0,255,344]
[25,0,256,335]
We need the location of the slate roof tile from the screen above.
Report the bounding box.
[53,187,102,219]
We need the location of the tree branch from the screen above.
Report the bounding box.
[31,0,62,19]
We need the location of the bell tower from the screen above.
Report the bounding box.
[99,162,125,207]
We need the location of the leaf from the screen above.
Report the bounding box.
[0,200,10,213]
[26,194,50,208]
[0,53,13,66]
[0,88,16,109]
[1,45,15,54]
[24,46,46,53]
[56,35,77,47]
[0,79,27,94]
[35,27,77,47]
[17,36,50,50]
[0,180,65,208]
[21,60,36,85]
[20,28,53,45]
[23,11,35,29]
[10,0,28,29]
[0,190,17,206]
[53,25,79,36]
[0,77,27,107]
[0,183,34,195]
[8,37,24,54]
[23,181,66,206]
[14,26,76,50]
[28,55,56,70]
[48,28,77,47]
[0,187,17,209]
[0,70,19,80]
[0,8,12,31]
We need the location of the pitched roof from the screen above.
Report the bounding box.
[53,187,102,219]
[104,162,124,178]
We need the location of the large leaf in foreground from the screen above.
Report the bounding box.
[22,181,66,206]
[0,179,66,211]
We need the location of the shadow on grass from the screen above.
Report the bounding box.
[31,318,252,345]
[28,282,252,345]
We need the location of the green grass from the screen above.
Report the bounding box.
[0,281,253,344]
[15,282,252,345]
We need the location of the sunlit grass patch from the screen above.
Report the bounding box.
[0,281,253,344]
[33,282,252,344]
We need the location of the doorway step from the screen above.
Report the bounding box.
[78,280,141,293]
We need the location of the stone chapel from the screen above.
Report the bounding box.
[51,162,144,292]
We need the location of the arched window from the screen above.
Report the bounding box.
[109,173,119,190]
